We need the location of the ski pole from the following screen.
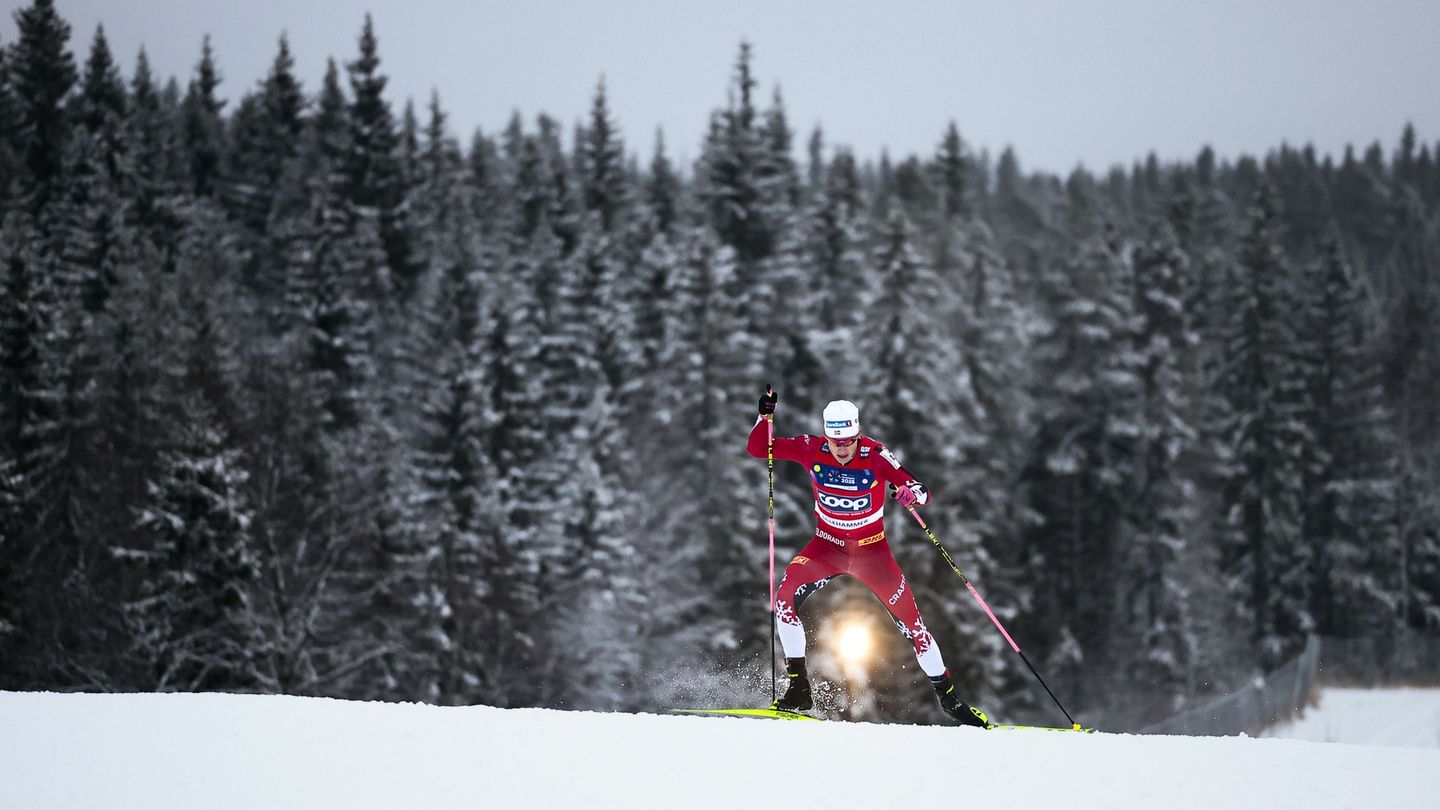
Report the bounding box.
[766,388,777,704]
[903,504,1081,730]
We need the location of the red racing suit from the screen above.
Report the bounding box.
[746,416,947,678]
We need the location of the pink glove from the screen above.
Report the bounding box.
[894,483,925,507]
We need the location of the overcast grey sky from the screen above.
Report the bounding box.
[5,0,1438,175]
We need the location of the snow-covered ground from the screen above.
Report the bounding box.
[2,691,1436,810]
[1262,686,1440,748]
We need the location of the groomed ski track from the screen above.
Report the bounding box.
[2,691,1434,810]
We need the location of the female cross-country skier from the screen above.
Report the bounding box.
[748,386,989,727]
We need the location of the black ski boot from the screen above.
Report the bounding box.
[773,657,813,713]
[930,671,989,728]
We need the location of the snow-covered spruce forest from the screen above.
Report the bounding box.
[3,2,1439,727]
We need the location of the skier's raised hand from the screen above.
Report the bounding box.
[890,482,929,507]
[758,384,778,416]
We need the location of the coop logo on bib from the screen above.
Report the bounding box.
[818,492,872,513]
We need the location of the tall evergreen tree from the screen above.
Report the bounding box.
[643,129,679,236]
[302,199,380,433]
[124,391,260,691]
[463,126,506,230]
[759,87,800,208]
[804,126,825,194]
[8,0,77,209]
[227,35,305,233]
[343,15,394,210]
[1021,230,1140,702]
[580,77,627,232]
[860,210,1003,711]
[536,113,583,253]
[0,36,18,201]
[1217,184,1314,668]
[180,36,224,198]
[472,218,574,705]
[1120,227,1200,711]
[125,48,182,222]
[75,25,126,141]
[412,90,464,267]
[345,15,423,296]
[406,234,495,704]
[510,131,557,242]
[1300,235,1401,637]
[0,213,64,685]
[936,121,970,219]
[14,26,150,687]
[528,229,644,709]
[311,58,348,170]
[929,216,1034,709]
[62,24,135,317]
[398,98,420,189]
[800,149,867,333]
[648,223,762,675]
[1398,465,1440,633]
[699,42,779,264]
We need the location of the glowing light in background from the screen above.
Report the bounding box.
[837,622,873,664]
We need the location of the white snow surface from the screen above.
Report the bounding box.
[2,691,1436,810]
[1262,686,1440,748]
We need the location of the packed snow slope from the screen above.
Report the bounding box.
[1263,686,1440,748]
[2,692,1436,810]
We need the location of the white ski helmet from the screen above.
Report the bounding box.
[822,400,861,439]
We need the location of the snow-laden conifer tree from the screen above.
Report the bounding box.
[699,42,786,265]
[1398,465,1440,633]
[935,121,971,220]
[0,213,65,685]
[411,91,465,270]
[538,296,644,711]
[580,77,629,233]
[475,216,567,706]
[58,24,136,321]
[647,222,761,676]
[180,36,224,199]
[799,149,868,338]
[0,38,19,198]
[225,35,305,241]
[1299,235,1401,637]
[535,114,584,254]
[861,209,1003,714]
[126,390,260,691]
[759,87,800,209]
[396,165,495,703]
[928,189,1036,712]
[1022,226,1140,703]
[642,130,680,237]
[344,15,423,297]
[124,49,186,239]
[8,0,77,209]
[1120,226,1200,711]
[1217,184,1314,669]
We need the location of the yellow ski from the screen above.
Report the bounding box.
[672,707,822,721]
[987,723,1096,733]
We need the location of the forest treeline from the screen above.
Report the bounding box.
[2,0,1438,724]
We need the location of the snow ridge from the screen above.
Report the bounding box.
[2,692,1436,810]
